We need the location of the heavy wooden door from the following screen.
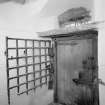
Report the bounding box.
[56,36,99,105]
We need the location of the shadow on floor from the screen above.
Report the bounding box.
[28,86,54,105]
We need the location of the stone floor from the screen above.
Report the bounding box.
[11,85,54,105]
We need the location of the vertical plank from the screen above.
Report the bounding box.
[49,42,51,71]
[32,40,36,91]
[92,35,99,105]
[57,41,66,103]
[16,39,19,93]
[6,37,11,105]
[53,39,58,102]
[25,40,28,94]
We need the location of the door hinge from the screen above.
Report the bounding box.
[4,51,7,56]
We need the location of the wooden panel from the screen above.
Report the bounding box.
[56,38,98,104]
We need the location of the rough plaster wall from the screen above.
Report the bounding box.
[94,0,105,105]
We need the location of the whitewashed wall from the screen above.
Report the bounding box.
[94,0,105,105]
[0,2,58,105]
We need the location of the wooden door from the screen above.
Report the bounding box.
[56,36,99,105]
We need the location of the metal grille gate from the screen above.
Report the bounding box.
[5,37,51,105]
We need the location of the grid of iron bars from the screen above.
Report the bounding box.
[6,37,51,105]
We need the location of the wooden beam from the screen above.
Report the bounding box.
[0,0,26,4]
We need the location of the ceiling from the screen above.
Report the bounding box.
[0,0,94,18]
[39,0,94,17]
[0,0,25,4]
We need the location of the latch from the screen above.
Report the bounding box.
[4,51,7,56]
[96,78,105,86]
[48,47,54,57]
[46,64,54,90]
[46,64,54,74]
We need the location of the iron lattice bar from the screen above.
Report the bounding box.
[39,41,42,87]
[6,37,51,105]
[25,40,28,95]
[7,47,50,50]
[7,37,51,42]
[8,61,50,70]
[7,54,49,60]
[6,37,11,105]
[16,39,19,93]
[32,40,36,91]
[45,42,47,84]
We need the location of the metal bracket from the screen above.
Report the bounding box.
[98,79,105,86]
[48,48,54,57]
